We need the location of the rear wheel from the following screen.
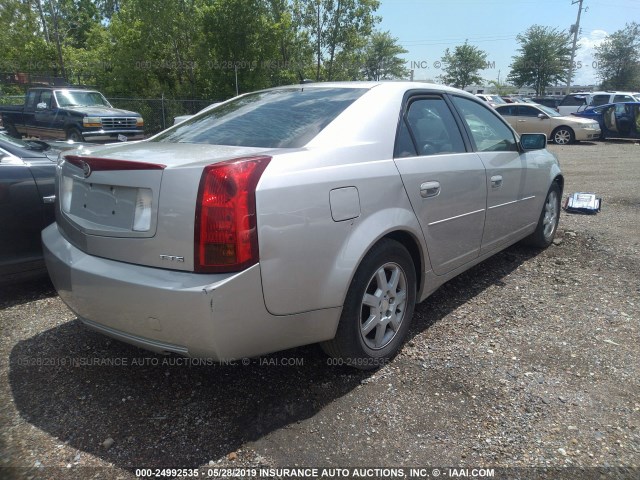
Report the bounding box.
[66,128,84,142]
[523,183,561,248]
[321,239,416,370]
[552,127,574,145]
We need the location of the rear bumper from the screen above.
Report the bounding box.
[82,129,145,142]
[42,223,340,360]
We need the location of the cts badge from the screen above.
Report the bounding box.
[160,255,185,262]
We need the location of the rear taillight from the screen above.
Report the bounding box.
[194,156,271,273]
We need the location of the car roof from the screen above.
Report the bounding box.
[496,102,541,106]
[249,81,480,102]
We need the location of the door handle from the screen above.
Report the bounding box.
[420,181,441,198]
[490,175,503,189]
[517,120,526,122]
[43,195,56,204]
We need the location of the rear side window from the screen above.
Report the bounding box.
[402,97,466,156]
[518,106,540,117]
[560,95,586,106]
[613,95,633,103]
[25,91,37,110]
[591,94,610,107]
[152,87,366,148]
[451,96,518,152]
[495,105,517,116]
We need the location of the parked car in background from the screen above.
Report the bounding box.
[573,102,640,140]
[475,94,507,107]
[531,96,563,109]
[0,87,145,142]
[557,91,639,116]
[0,133,61,283]
[495,103,601,144]
[44,82,563,369]
[173,103,221,125]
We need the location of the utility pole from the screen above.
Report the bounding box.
[566,0,585,95]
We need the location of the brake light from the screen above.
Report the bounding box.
[194,156,271,273]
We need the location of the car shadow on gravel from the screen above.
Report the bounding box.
[0,276,57,309]
[407,243,538,340]
[7,244,539,472]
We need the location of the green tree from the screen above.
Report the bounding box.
[361,30,408,80]
[594,22,640,90]
[438,41,487,90]
[507,25,571,96]
[487,78,516,96]
[295,0,380,81]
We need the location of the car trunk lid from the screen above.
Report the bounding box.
[56,142,276,271]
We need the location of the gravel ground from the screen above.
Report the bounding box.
[1,140,639,480]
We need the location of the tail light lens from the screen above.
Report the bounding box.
[195,156,271,273]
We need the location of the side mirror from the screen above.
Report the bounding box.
[520,133,547,151]
[538,113,548,119]
[36,102,48,110]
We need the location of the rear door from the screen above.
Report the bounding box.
[514,105,552,136]
[393,93,487,275]
[450,95,538,253]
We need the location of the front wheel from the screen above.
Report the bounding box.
[66,128,84,142]
[4,122,20,138]
[552,127,574,145]
[523,183,561,248]
[321,239,417,370]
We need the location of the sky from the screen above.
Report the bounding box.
[376,0,640,88]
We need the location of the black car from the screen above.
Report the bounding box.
[0,132,60,283]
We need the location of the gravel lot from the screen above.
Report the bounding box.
[1,140,639,480]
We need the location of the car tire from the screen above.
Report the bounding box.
[66,128,84,142]
[552,127,574,145]
[321,238,416,370]
[5,123,20,138]
[523,182,561,248]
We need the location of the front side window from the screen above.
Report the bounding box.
[25,91,37,110]
[152,87,366,148]
[451,96,518,152]
[401,97,466,156]
[39,91,52,108]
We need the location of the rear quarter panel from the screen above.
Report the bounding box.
[257,86,429,316]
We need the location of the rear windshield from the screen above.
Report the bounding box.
[152,87,367,148]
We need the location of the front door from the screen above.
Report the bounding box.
[393,94,487,275]
[449,95,538,254]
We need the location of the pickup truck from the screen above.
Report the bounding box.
[0,88,144,142]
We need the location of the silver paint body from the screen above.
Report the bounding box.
[43,82,562,360]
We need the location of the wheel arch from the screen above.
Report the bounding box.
[383,230,424,295]
[337,220,429,311]
[552,125,575,141]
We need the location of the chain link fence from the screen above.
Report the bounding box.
[107,97,215,135]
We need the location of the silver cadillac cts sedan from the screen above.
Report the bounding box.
[43,82,563,369]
